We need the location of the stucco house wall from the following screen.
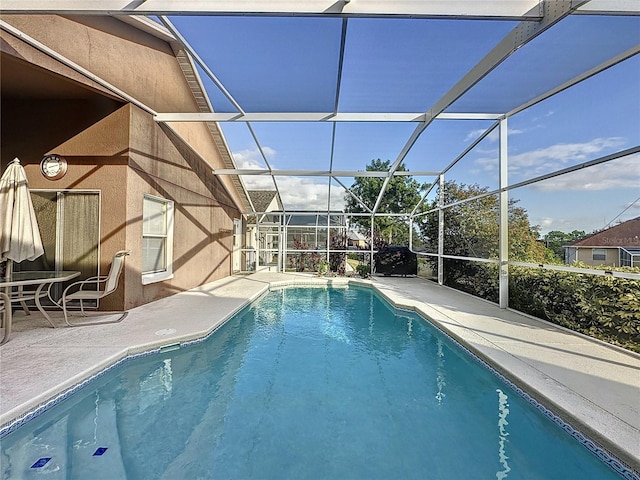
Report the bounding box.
[126,105,238,307]
[573,247,620,267]
[1,15,245,310]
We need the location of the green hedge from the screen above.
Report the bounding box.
[509,265,640,353]
[442,261,640,353]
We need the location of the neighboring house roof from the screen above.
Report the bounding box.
[347,231,367,241]
[569,217,640,248]
[248,190,281,213]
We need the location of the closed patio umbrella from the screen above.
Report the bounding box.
[0,158,44,279]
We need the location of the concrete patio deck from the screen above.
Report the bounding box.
[1,272,638,473]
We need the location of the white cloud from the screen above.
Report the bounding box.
[233,147,346,210]
[626,200,640,211]
[464,129,488,142]
[470,137,634,189]
[528,152,638,192]
[277,177,346,211]
[474,155,499,172]
[529,110,555,124]
[233,147,276,169]
[239,174,278,191]
[464,127,523,143]
[539,217,555,228]
[534,215,599,236]
[509,137,627,178]
[233,147,278,190]
[536,216,581,233]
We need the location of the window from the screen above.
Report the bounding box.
[142,194,174,284]
[592,248,606,261]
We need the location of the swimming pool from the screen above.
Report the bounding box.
[0,285,634,479]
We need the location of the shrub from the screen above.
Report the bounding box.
[356,264,370,278]
[508,264,640,352]
[442,261,640,352]
[317,260,329,276]
[289,237,322,272]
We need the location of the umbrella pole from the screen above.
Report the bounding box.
[4,260,12,307]
[2,261,11,330]
[5,260,12,282]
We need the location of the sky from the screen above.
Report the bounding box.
[168,13,640,236]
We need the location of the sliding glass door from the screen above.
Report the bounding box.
[21,190,101,304]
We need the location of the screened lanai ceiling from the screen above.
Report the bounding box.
[3,1,639,226]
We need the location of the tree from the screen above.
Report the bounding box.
[544,230,587,261]
[416,181,549,262]
[417,182,498,259]
[345,159,428,246]
[414,181,552,300]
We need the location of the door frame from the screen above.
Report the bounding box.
[31,189,101,303]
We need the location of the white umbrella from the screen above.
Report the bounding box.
[0,158,44,279]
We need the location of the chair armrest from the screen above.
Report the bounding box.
[62,277,104,298]
[77,276,108,291]
[84,275,108,282]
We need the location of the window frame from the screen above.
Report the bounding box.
[591,248,607,261]
[142,194,175,285]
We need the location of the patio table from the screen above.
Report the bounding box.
[0,270,80,344]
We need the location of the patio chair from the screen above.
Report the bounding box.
[0,291,11,345]
[61,250,131,327]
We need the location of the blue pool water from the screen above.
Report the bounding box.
[0,286,632,479]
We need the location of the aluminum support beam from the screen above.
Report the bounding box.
[425,0,590,121]
[154,112,503,123]
[507,45,640,118]
[437,175,445,286]
[574,0,640,15]
[371,122,429,214]
[408,218,414,251]
[416,145,640,218]
[326,213,331,263]
[370,219,374,275]
[332,19,348,115]
[158,16,245,115]
[244,123,285,211]
[213,169,440,177]
[326,126,337,213]
[508,261,640,281]
[326,19,349,214]
[498,119,509,309]
[370,0,584,216]
[408,120,498,218]
[415,253,640,281]
[0,1,545,19]
[245,211,433,218]
[436,113,505,120]
[410,182,438,217]
[332,178,372,214]
[280,222,285,272]
[441,121,501,176]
